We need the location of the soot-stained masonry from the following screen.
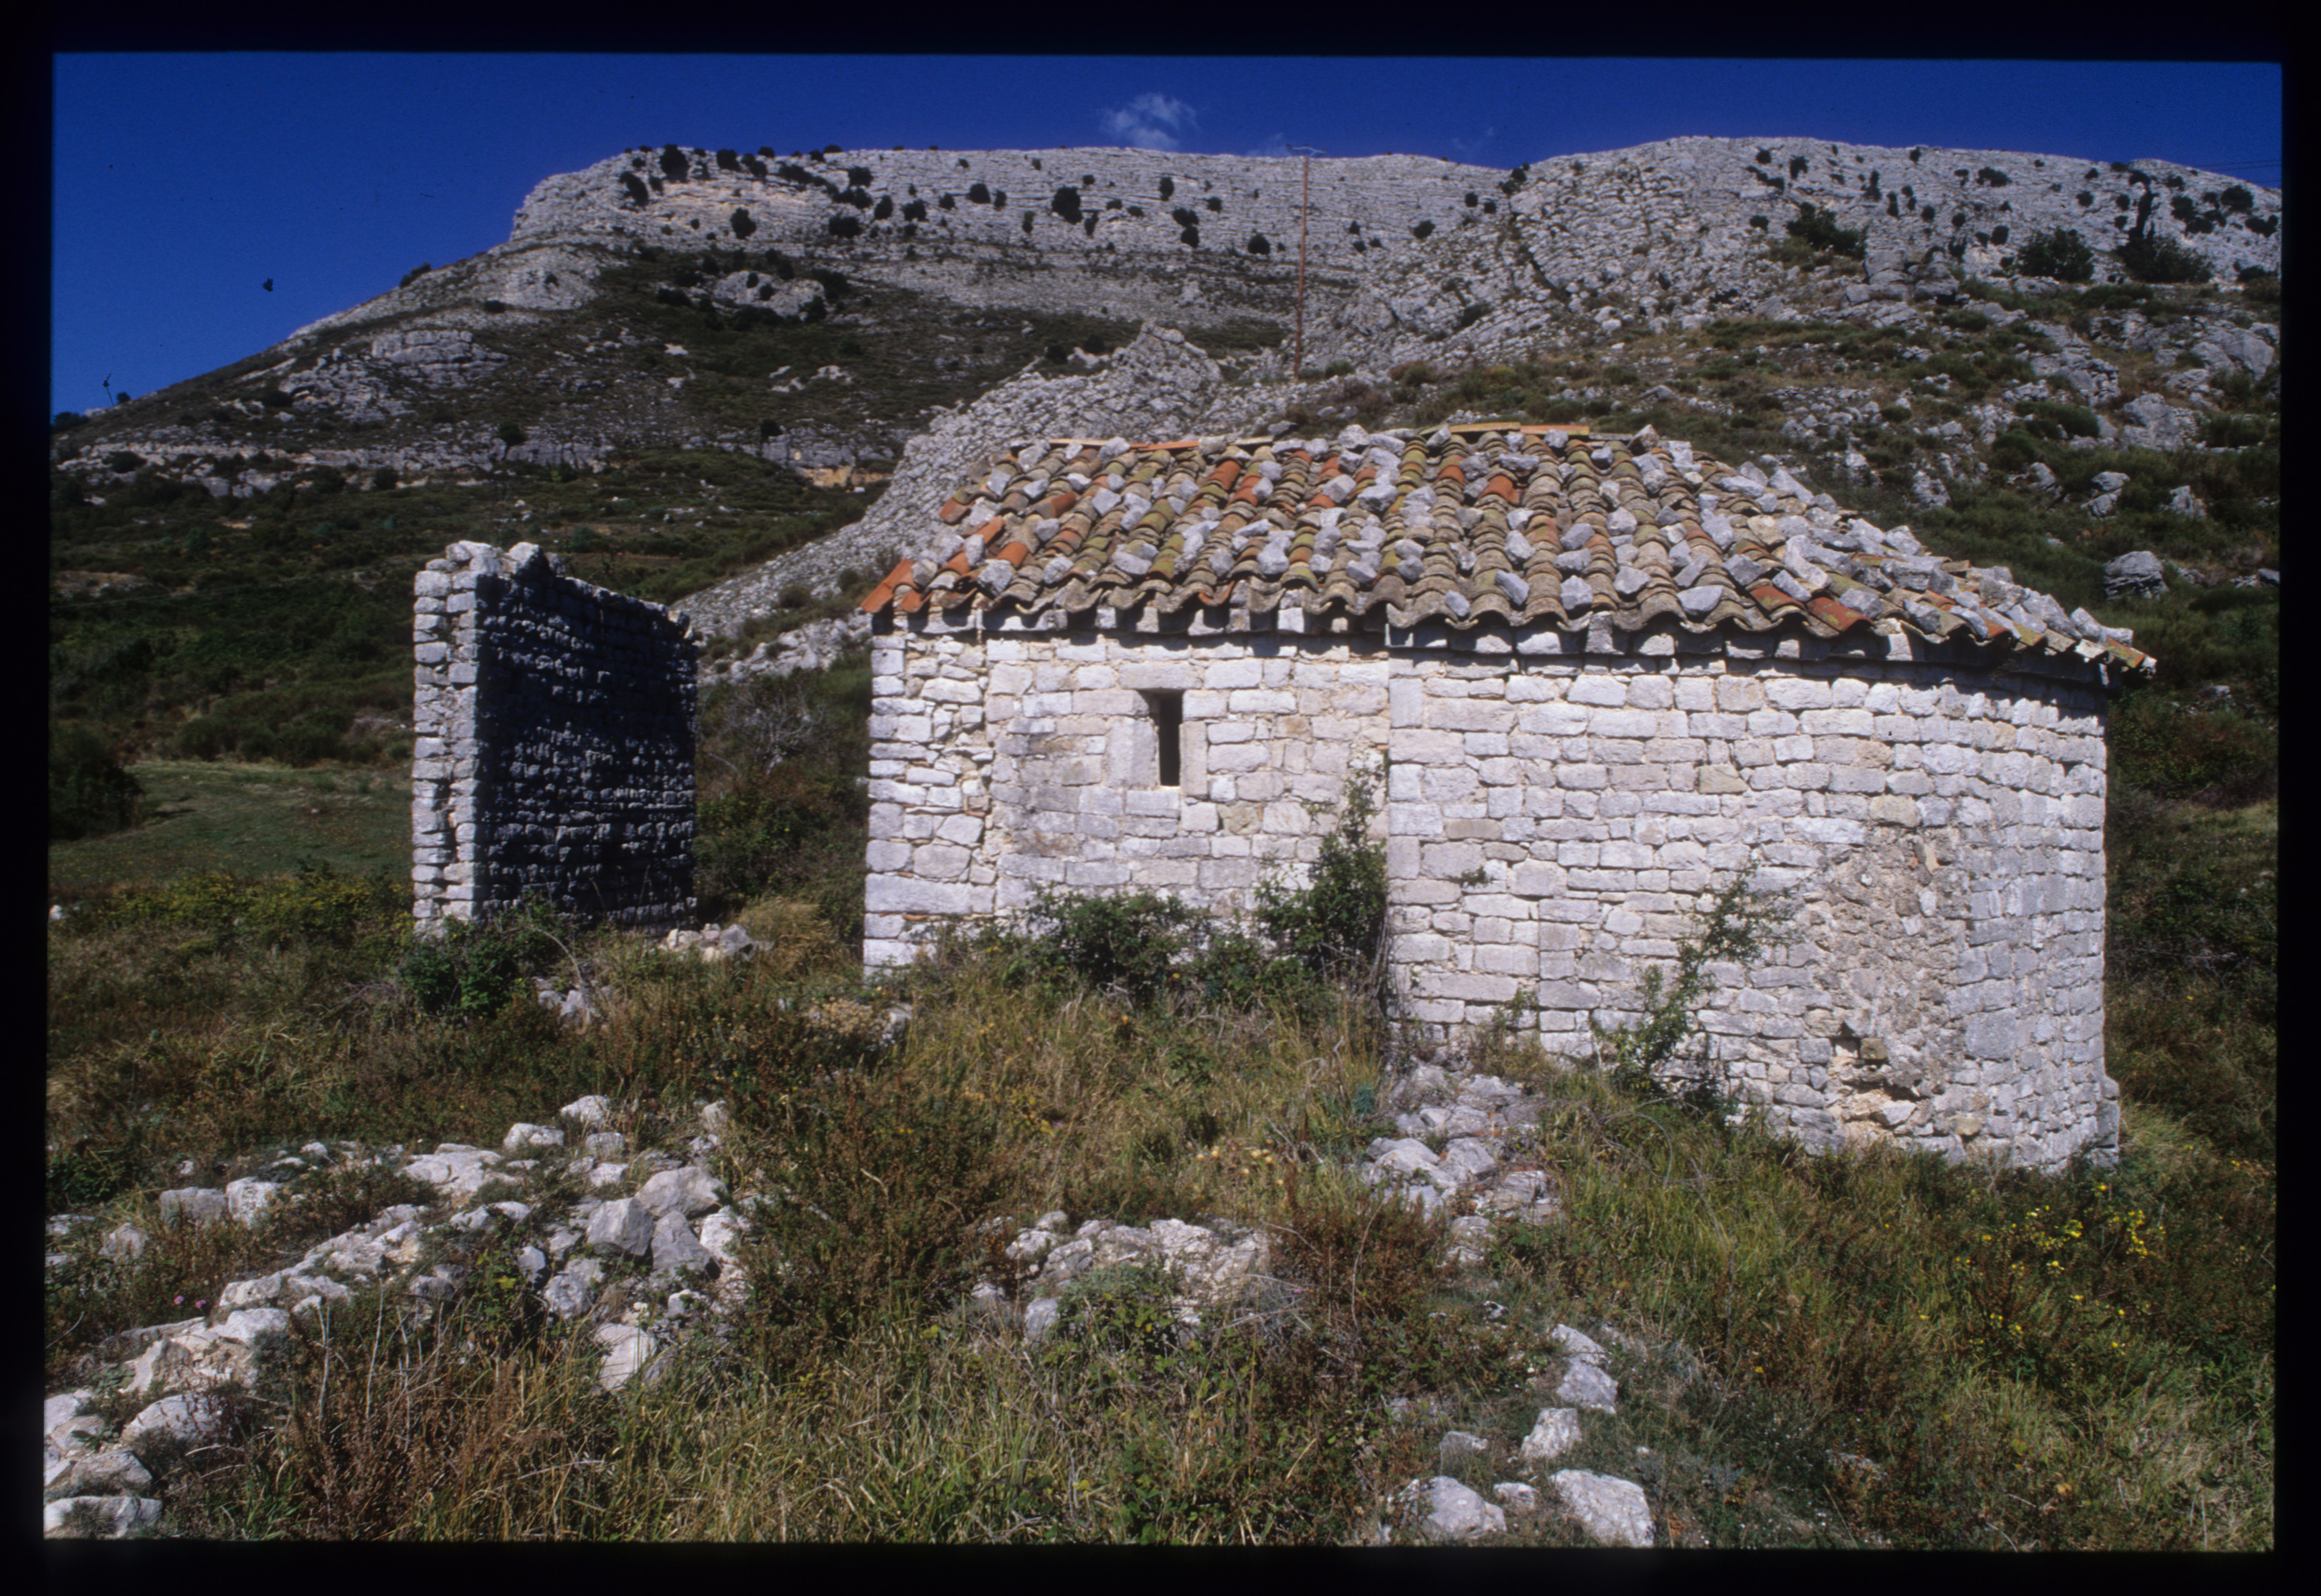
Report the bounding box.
[411,541,697,931]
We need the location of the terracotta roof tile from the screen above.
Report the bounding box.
[863,426,2152,675]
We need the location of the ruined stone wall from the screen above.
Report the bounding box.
[866,613,2118,1173]
[413,541,696,930]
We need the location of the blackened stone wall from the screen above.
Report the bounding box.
[413,541,695,929]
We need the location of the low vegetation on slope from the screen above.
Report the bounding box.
[48,449,869,782]
[47,644,2274,1546]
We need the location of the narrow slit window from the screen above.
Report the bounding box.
[1144,690,1183,787]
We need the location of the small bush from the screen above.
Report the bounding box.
[2016,227,2095,283]
[397,906,565,1021]
[1253,772,1387,994]
[49,722,142,842]
[2115,232,2213,284]
[1784,203,1865,258]
[1014,890,1212,1009]
[1590,866,1794,1110]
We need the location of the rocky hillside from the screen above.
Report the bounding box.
[50,135,2280,677]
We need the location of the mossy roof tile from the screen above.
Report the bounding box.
[866,427,2153,674]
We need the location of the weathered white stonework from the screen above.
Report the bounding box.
[867,612,2118,1173]
[413,542,696,930]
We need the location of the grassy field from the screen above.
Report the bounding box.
[43,846,2274,1546]
[42,677,2277,1547]
[49,762,413,898]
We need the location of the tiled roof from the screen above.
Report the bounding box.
[861,424,2152,676]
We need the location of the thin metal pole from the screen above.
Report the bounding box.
[1288,146,1324,381]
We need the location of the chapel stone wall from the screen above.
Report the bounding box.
[864,614,2119,1173]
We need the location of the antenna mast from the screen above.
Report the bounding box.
[1287,146,1324,381]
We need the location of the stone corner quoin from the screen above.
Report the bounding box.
[411,539,698,932]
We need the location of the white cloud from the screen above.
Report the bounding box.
[1244,134,1293,158]
[1447,125,1499,161]
[1100,92,1198,151]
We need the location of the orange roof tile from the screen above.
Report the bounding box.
[867,426,2152,675]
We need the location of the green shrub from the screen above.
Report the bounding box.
[397,906,566,1020]
[1590,866,1794,1109]
[2015,227,2094,282]
[49,722,142,842]
[1990,430,2042,470]
[1254,771,1387,993]
[1784,203,1866,258]
[2016,398,2101,440]
[2115,232,2213,284]
[2200,413,2273,449]
[1015,889,1212,1008]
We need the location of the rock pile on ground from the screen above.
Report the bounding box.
[1356,1054,1664,1546]
[44,1094,748,1537]
[49,1049,1707,1546]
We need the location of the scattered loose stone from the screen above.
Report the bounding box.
[1550,1323,1610,1364]
[650,1211,713,1273]
[156,1188,227,1228]
[587,1197,656,1259]
[503,1122,566,1154]
[120,1393,231,1459]
[1555,1359,1621,1413]
[1402,1475,1508,1542]
[47,1449,154,1500]
[1550,1469,1655,1548]
[637,1165,727,1219]
[45,1495,163,1539]
[2104,550,2167,599]
[561,1095,613,1129]
[594,1323,660,1392]
[1521,1407,1584,1465]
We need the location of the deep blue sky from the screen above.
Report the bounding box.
[51,55,2283,419]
